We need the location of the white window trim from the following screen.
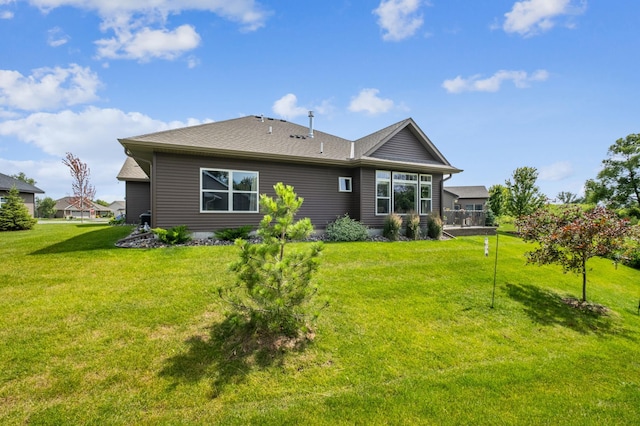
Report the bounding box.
[420,174,432,215]
[375,171,391,215]
[375,171,433,216]
[338,177,352,192]
[200,168,259,213]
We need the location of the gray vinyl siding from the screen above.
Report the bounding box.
[153,153,357,232]
[125,181,151,224]
[370,128,438,163]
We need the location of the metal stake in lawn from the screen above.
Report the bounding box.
[490,233,499,309]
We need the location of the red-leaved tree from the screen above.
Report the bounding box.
[62,152,96,223]
[516,205,632,302]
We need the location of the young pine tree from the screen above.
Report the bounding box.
[220,182,324,337]
[0,186,37,231]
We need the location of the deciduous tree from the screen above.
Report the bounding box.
[505,166,547,217]
[62,152,96,223]
[556,191,583,204]
[516,205,632,302]
[589,133,640,209]
[36,196,57,218]
[11,172,37,186]
[488,184,507,216]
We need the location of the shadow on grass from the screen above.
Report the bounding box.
[505,282,633,337]
[160,316,310,398]
[31,225,132,255]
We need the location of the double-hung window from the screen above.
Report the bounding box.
[420,175,432,215]
[201,168,258,212]
[376,171,391,214]
[376,171,432,215]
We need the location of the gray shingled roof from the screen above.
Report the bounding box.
[444,186,489,199]
[116,157,149,181]
[0,172,45,193]
[118,115,462,176]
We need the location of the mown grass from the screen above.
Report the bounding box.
[1,223,639,425]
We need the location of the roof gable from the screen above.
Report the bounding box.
[355,118,454,168]
[117,157,149,181]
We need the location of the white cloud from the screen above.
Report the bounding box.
[503,0,586,37]
[95,24,201,61]
[348,88,395,115]
[373,0,425,41]
[272,94,308,120]
[539,161,573,181]
[0,107,211,201]
[442,69,549,93]
[47,26,70,47]
[1,10,13,19]
[0,64,101,111]
[24,0,270,61]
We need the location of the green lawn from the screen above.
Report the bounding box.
[1,224,639,425]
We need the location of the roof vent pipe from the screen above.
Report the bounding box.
[261,114,264,123]
[308,111,314,138]
[350,141,355,159]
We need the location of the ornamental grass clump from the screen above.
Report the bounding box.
[405,210,421,240]
[326,214,369,242]
[426,214,443,239]
[220,183,323,338]
[383,213,403,241]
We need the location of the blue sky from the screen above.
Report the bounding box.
[0,0,638,203]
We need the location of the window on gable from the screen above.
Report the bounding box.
[201,169,258,212]
[339,177,352,192]
[376,171,432,215]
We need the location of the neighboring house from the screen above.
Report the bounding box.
[108,200,126,217]
[117,114,462,232]
[442,185,490,228]
[443,186,489,212]
[0,172,45,217]
[54,197,112,219]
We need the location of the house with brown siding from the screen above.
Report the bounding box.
[0,172,44,217]
[117,114,462,233]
